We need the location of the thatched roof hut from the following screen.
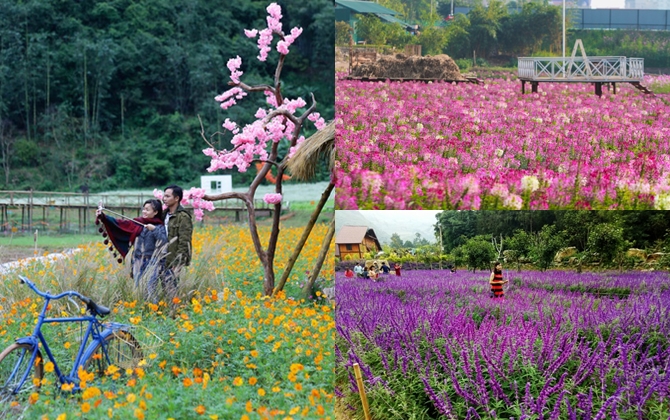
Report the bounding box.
[285,120,335,181]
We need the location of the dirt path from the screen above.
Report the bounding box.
[0,247,66,264]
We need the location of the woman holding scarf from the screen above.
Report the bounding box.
[96,199,167,301]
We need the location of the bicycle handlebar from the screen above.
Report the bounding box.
[19,275,93,306]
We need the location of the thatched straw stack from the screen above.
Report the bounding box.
[350,54,464,80]
[286,120,335,181]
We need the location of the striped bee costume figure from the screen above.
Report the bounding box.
[489,262,508,298]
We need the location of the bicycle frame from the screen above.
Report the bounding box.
[8,277,126,394]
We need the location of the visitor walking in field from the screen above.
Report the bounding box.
[96,199,167,300]
[147,185,193,303]
[489,262,508,298]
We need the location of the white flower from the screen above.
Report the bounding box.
[655,194,670,210]
[520,175,540,192]
[495,148,504,158]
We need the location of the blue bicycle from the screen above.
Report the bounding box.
[0,276,142,406]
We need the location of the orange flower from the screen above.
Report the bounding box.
[245,401,253,413]
[183,377,193,387]
[195,405,206,415]
[81,402,91,413]
[28,392,39,404]
[171,366,182,376]
[248,377,257,386]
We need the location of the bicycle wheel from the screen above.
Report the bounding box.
[0,343,43,404]
[83,331,143,378]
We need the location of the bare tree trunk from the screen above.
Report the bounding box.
[302,219,335,298]
[274,182,334,295]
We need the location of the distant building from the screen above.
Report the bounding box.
[335,0,412,43]
[335,225,382,259]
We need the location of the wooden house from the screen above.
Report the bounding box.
[335,225,382,259]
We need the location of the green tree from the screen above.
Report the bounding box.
[417,26,448,55]
[462,235,495,272]
[355,14,388,45]
[498,2,561,56]
[587,223,628,265]
[389,232,405,249]
[443,13,471,59]
[468,0,507,58]
[529,225,565,271]
[506,229,532,272]
[336,21,352,45]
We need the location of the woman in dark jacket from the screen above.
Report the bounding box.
[132,200,167,289]
[96,199,167,299]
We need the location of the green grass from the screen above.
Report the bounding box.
[0,234,99,248]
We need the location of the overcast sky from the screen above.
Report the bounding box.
[336,210,442,244]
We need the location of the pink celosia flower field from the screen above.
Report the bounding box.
[335,75,670,209]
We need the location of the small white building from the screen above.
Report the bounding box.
[200,175,232,195]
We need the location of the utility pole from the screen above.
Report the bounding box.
[562,0,566,59]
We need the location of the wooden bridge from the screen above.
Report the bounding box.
[517,40,651,97]
[0,191,288,234]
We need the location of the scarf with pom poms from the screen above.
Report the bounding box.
[95,214,163,263]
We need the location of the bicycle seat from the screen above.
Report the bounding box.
[89,301,111,317]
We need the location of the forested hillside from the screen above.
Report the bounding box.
[0,0,334,191]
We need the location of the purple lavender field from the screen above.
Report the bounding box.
[336,270,670,419]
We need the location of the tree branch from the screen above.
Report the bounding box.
[231,81,275,95]
[203,191,248,202]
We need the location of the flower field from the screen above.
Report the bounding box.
[335,75,670,209]
[336,270,670,419]
[0,224,334,419]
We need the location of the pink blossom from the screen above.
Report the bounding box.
[284,97,306,113]
[314,118,326,130]
[227,55,243,84]
[222,118,237,132]
[265,90,278,107]
[263,193,282,204]
[214,87,247,109]
[266,3,282,20]
[244,29,258,38]
[277,40,289,55]
[152,189,163,200]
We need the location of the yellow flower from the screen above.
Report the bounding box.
[134,408,145,420]
[233,377,243,386]
[127,393,137,403]
[105,365,119,376]
[28,392,39,404]
[56,414,67,420]
[82,386,101,400]
[245,401,253,413]
[44,362,54,373]
[81,402,91,413]
[258,388,266,397]
[250,349,259,358]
